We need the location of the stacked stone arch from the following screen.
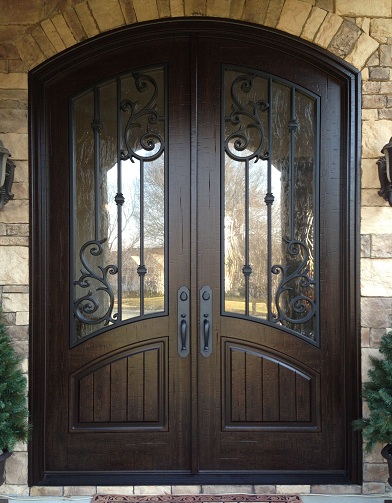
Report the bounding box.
[2,0,392,496]
[6,0,379,71]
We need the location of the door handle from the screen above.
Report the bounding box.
[181,319,187,351]
[203,319,210,351]
[200,286,212,357]
[178,286,190,357]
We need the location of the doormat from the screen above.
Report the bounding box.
[93,495,302,503]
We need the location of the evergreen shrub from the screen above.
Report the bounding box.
[353,329,392,452]
[0,310,29,453]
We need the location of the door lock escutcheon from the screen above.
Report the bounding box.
[200,286,212,357]
[178,286,190,357]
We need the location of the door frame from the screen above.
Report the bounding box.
[29,18,361,486]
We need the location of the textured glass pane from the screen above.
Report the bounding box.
[294,92,315,247]
[121,159,141,319]
[224,155,246,315]
[74,91,95,262]
[222,67,318,342]
[144,157,165,314]
[270,87,317,341]
[291,91,316,339]
[270,81,290,319]
[73,90,108,340]
[224,68,269,316]
[271,81,290,258]
[106,163,119,320]
[100,81,118,244]
[119,67,166,319]
[100,81,119,317]
[144,249,165,313]
[72,66,166,344]
[248,159,268,318]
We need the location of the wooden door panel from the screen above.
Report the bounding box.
[70,340,167,431]
[222,340,319,429]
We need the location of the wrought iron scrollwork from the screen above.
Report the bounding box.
[74,239,118,326]
[225,73,269,162]
[120,72,164,162]
[271,239,316,326]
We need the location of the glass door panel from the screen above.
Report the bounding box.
[222,65,319,344]
[71,67,167,345]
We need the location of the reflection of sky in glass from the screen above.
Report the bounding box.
[106,141,163,251]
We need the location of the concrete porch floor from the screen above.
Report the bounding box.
[0,496,392,503]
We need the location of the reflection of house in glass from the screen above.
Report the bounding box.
[111,246,165,320]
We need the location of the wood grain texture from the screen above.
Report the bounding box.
[70,341,167,431]
[223,342,317,428]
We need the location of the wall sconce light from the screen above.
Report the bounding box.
[377,137,392,206]
[0,140,15,210]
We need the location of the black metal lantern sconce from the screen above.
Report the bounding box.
[0,140,15,210]
[377,137,392,206]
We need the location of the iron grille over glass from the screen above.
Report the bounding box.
[70,66,167,346]
[222,65,320,345]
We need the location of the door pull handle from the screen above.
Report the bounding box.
[200,286,212,357]
[181,319,187,351]
[203,318,210,351]
[178,286,190,357]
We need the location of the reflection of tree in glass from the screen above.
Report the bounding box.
[106,165,139,252]
[105,158,165,310]
[224,157,282,317]
[143,160,165,248]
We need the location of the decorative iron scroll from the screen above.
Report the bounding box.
[120,72,164,162]
[225,73,269,162]
[74,239,118,326]
[271,239,316,326]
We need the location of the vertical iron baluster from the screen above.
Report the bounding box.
[139,158,145,316]
[266,77,273,322]
[244,158,250,316]
[116,77,123,322]
[93,86,101,241]
[289,86,297,241]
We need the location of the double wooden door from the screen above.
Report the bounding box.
[30,21,360,485]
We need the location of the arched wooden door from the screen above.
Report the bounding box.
[29,20,360,486]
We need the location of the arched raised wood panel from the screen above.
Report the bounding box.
[70,340,167,431]
[222,340,319,430]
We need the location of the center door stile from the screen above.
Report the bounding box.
[189,32,201,475]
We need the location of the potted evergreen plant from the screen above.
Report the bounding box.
[353,328,392,485]
[0,310,29,485]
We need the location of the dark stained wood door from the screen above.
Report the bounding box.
[35,36,194,476]
[196,36,350,473]
[29,20,360,486]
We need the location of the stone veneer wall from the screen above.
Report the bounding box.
[0,0,391,497]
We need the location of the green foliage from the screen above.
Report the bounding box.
[353,329,392,452]
[0,310,29,452]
